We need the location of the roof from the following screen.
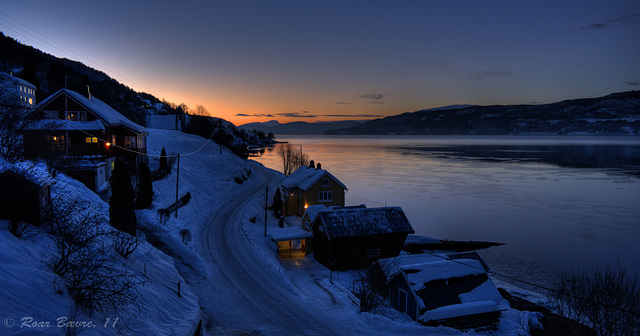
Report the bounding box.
[267,226,314,242]
[0,170,51,189]
[281,166,347,191]
[0,71,36,89]
[26,119,106,131]
[35,89,145,133]
[301,204,327,222]
[377,254,505,313]
[315,206,414,239]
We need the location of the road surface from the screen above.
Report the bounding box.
[199,168,351,335]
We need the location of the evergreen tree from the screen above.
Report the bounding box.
[159,147,168,171]
[135,162,153,209]
[109,158,137,235]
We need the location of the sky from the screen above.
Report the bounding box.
[1,1,639,125]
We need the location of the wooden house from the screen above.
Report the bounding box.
[373,253,506,330]
[310,206,414,270]
[280,166,347,217]
[0,170,51,225]
[22,89,147,191]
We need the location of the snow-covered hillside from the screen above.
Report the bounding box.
[2,129,542,335]
[0,162,199,336]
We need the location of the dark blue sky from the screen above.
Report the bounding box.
[1,1,638,124]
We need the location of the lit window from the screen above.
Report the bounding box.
[67,111,86,121]
[124,136,136,148]
[111,135,116,146]
[136,135,146,148]
[85,137,98,143]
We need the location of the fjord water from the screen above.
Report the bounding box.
[252,135,640,285]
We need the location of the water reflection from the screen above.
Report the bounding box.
[398,144,640,171]
[253,135,640,282]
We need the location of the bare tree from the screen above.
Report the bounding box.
[8,218,42,240]
[548,263,640,336]
[0,94,29,162]
[353,266,389,313]
[277,143,310,176]
[46,199,106,276]
[193,104,210,116]
[112,229,144,258]
[46,196,141,324]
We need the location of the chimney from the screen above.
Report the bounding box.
[316,163,321,170]
[87,85,91,100]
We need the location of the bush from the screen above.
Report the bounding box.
[548,263,640,336]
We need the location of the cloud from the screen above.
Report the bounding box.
[276,111,318,118]
[334,102,353,105]
[583,13,640,30]
[466,70,515,80]
[235,113,275,118]
[625,81,640,86]
[359,93,386,100]
[324,114,381,118]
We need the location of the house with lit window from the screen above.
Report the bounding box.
[22,89,147,191]
[280,165,347,217]
[0,71,36,107]
[310,205,414,270]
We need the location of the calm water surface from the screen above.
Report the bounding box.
[252,135,640,285]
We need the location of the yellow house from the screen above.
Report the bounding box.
[281,166,347,217]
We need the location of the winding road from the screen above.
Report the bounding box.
[199,169,350,335]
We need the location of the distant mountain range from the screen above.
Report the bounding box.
[238,120,365,135]
[328,91,640,136]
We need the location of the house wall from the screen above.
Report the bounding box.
[0,174,50,225]
[283,188,302,217]
[284,174,345,217]
[389,274,420,320]
[313,231,409,270]
[305,174,345,210]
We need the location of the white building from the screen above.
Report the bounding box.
[0,71,37,106]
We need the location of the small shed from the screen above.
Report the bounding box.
[311,206,414,270]
[0,170,52,225]
[374,253,507,330]
[267,226,314,258]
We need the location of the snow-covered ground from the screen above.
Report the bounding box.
[0,161,199,336]
[2,129,540,335]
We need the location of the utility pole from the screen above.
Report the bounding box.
[264,186,268,237]
[175,154,180,218]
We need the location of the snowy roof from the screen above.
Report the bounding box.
[267,226,314,242]
[26,119,106,131]
[0,71,35,89]
[378,253,505,313]
[281,166,347,191]
[35,89,145,133]
[419,300,499,323]
[315,206,414,239]
[302,204,327,222]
